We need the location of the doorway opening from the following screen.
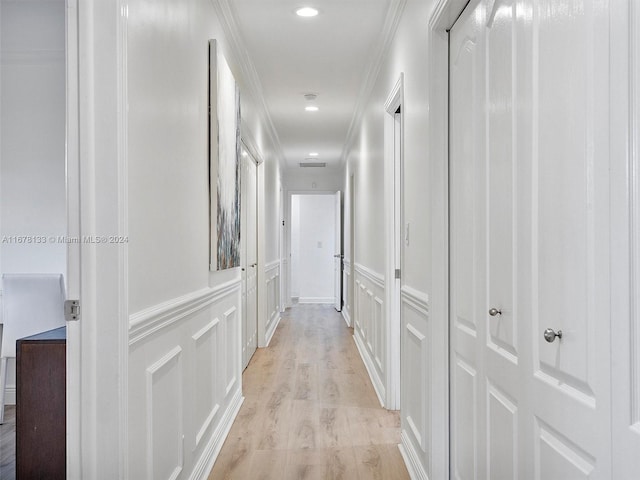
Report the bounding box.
[288,192,342,307]
[384,74,404,410]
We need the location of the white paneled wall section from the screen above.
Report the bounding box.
[353,263,386,406]
[128,280,243,480]
[398,286,430,478]
[342,259,352,327]
[264,260,281,346]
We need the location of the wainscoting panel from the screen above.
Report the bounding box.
[265,261,281,346]
[224,307,238,397]
[146,346,184,480]
[400,285,430,479]
[342,259,352,327]
[192,319,220,447]
[353,263,386,406]
[128,279,243,480]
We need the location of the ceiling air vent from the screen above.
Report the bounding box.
[299,162,326,168]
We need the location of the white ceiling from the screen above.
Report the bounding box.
[227,0,392,172]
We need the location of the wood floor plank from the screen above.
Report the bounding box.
[0,406,16,480]
[208,304,408,480]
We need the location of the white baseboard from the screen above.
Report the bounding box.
[189,389,244,480]
[353,332,385,408]
[298,297,334,304]
[399,430,429,480]
[341,308,351,327]
[265,312,281,347]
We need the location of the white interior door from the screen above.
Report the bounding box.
[450,0,612,478]
[241,148,258,370]
[334,191,342,312]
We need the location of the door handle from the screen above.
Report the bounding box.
[488,308,502,316]
[543,328,563,343]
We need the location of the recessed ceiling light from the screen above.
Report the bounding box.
[309,152,319,157]
[296,7,318,17]
[305,106,319,112]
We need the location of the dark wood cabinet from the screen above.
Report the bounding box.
[16,327,66,479]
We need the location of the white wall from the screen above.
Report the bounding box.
[290,194,335,303]
[0,0,67,404]
[343,0,440,477]
[124,0,282,477]
[285,168,343,192]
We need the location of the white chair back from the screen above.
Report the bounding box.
[1,274,66,358]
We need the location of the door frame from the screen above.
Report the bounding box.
[239,129,267,348]
[239,139,259,368]
[68,0,130,476]
[383,74,404,411]
[423,0,471,477]
[285,190,339,306]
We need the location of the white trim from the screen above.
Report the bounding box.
[129,280,241,345]
[264,311,281,347]
[265,260,279,273]
[425,0,471,477]
[384,74,404,411]
[188,389,244,480]
[354,263,384,290]
[401,285,430,316]
[399,431,430,480]
[353,333,385,407]
[298,297,334,304]
[341,308,351,328]
[65,0,82,475]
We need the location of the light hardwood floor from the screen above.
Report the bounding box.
[208,304,409,480]
[0,405,16,480]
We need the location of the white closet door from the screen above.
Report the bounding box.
[449,0,612,478]
[241,150,258,370]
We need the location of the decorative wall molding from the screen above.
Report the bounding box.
[192,319,221,448]
[223,307,238,396]
[401,285,430,316]
[429,0,470,31]
[188,389,243,480]
[265,259,280,273]
[399,430,430,480]
[354,263,385,290]
[129,279,241,345]
[146,346,184,480]
[353,267,386,408]
[339,0,408,165]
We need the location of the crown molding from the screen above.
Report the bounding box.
[211,0,286,167]
[339,0,408,166]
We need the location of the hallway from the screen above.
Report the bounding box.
[208,304,409,479]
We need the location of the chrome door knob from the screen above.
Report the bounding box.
[488,308,502,316]
[543,328,563,343]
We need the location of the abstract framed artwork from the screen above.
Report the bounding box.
[209,39,241,270]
